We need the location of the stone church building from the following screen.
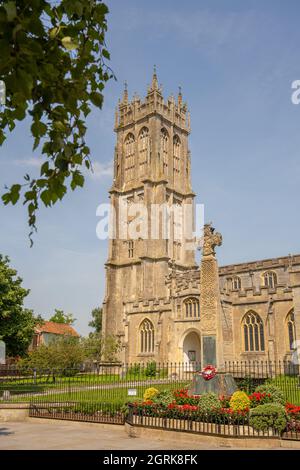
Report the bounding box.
[102,70,300,366]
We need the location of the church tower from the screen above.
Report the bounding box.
[102,69,197,363]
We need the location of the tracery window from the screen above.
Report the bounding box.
[287,310,296,350]
[140,319,154,353]
[242,311,265,352]
[263,271,277,289]
[173,135,181,179]
[138,127,149,175]
[161,128,169,176]
[128,240,134,258]
[231,276,241,290]
[184,298,200,319]
[124,133,135,181]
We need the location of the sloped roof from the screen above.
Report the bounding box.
[35,321,79,337]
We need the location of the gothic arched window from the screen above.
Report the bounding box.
[184,298,200,319]
[128,240,134,258]
[140,319,155,354]
[242,311,265,352]
[161,128,169,176]
[138,127,149,175]
[263,271,277,289]
[231,276,241,290]
[287,310,296,350]
[124,133,135,181]
[173,135,181,179]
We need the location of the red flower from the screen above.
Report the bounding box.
[220,408,233,414]
[249,392,267,402]
[167,403,177,409]
[200,365,217,381]
[142,400,153,405]
[285,403,300,415]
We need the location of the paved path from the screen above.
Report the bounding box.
[0,419,232,450]
[0,419,288,450]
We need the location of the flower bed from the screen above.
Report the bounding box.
[127,383,300,438]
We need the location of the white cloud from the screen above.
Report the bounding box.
[12,157,113,180]
[88,160,113,180]
[14,157,44,168]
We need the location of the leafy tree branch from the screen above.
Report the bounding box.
[0,0,114,244]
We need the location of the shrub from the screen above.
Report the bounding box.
[165,403,199,418]
[145,361,157,377]
[254,384,285,405]
[143,387,159,401]
[198,393,221,413]
[173,388,200,406]
[249,403,287,433]
[235,376,256,394]
[216,407,249,425]
[286,419,300,433]
[219,395,231,408]
[286,402,300,420]
[152,389,174,407]
[249,391,273,408]
[127,364,141,377]
[229,391,250,411]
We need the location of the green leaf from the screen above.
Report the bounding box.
[49,26,60,39]
[102,49,110,60]
[90,92,103,108]
[10,184,21,205]
[73,1,83,17]
[14,106,26,121]
[71,171,84,190]
[53,121,66,131]
[61,36,79,50]
[12,24,22,40]
[40,190,52,206]
[0,130,6,145]
[24,190,36,202]
[31,121,47,138]
[33,137,40,151]
[4,1,16,21]
[16,69,34,98]
[2,193,10,205]
[40,161,49,176]
[36,179,47,188]
[72,154,83,165]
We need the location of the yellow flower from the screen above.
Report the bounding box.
[229,391,250,411]
[143,387,159,401]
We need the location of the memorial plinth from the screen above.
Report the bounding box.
[188,372,238,396]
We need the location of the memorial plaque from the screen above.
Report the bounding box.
[188,350,196,361]
[202,335,216,366]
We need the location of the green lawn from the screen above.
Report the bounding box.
[266,375,300,405]
[7,382,189,409]
[0,370,169,391]
[0,373,120,392]
[2,372,300,408]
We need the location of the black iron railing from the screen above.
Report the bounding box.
[126,404,282,439]
[0,361,299,432]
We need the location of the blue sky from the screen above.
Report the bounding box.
[0,0,300,336]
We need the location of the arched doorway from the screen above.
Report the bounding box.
[182,331,201,370]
